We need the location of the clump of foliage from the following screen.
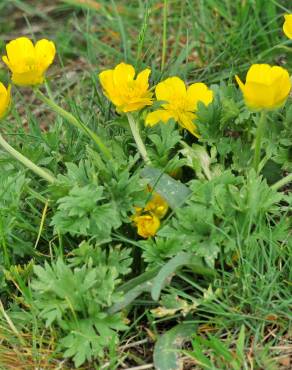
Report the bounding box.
[0,1,291,369]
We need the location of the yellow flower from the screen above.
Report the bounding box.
[0,83,11,119]
[283,14,292,39]
[132,214,160,238]
[2,37,56,86]
[132,191,168,238]
[235,64,291,110]
[145,77,213,137]
[99,62,153,113]
[144,192,168,219]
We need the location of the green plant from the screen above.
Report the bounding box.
[30,242,131,367]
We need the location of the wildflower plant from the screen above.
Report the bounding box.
[235,64,291,111]
[236,63,291,172]
[99,62,153,164]
[0,5,291,370]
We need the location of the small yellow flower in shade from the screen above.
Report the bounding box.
[2,37,56,86]
[132,214,160,239]
[99,62,153,113]
[283,14,292,39]
[132,191,168,238]
[145,77,213,137]
[235,64,291,110]
[144,192,168,219]
[0,83,11,119]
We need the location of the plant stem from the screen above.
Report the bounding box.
[161,0,168,71]
[271,173,292,191]
[126,113,151,165]
[0,133,56,183]
[34,89,113,160]
[253,110,266,173]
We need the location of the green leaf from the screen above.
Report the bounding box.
[108,267,160,314]
[31,255,127,366]
[141,166,191,209]
[108,280,152,314]
[151,252,215,301]
[116,267,160,293]
[153,323,196,370]
[206,336,234,362]
[236,325,245,364]
[51,184,121,240]
[184,342,214,369]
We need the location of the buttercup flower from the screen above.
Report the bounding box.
[99,62,153,113]
[283,14,292,39]
[132,214,160,239]
[145,77,213,137]
[2,37,56,86]
[235,64,291,110]
[0,83,11,119]
[144,192,168,219]
[132,191,168,238]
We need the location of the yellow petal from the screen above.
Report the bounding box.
[145,109,175,127]
[2,56,10,69]
[99,63,152,112]
[35,39,56,71]
[113,62,135,86]
[11,71,44,86]
[243,82,275,110]
[136,68,151,91]
[246,64,274,85]
[269,66,289,85]
[133,207,143,215]
[272,67,291,107]
[99,70,114,90]
[145,192,168,219]
[0,83,11,119]
[5,37,35,73]
[133,214,160,238]
[120,97,153,112]
[178,111,198,137]
[186,82,213,111]
[237,64,291,110]
[3,37,55,86]
[99,69,115,97]
[283,14,292,39]
[155,76,187,106]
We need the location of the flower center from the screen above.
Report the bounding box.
[25,56,37,69]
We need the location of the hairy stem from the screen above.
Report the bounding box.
[127,113,151,165]
[253,110,267,173]
[35,89,113,160]
[0,133,56,183]
[271,173,292,191]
